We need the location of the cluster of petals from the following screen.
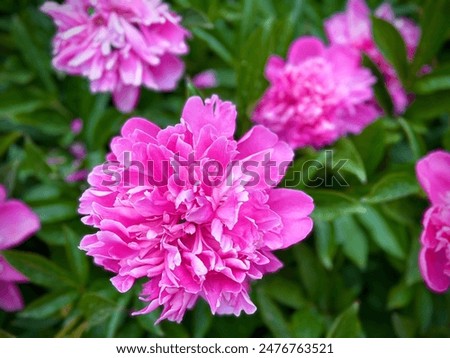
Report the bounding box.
[41,0,190,112]
[252,36,379,149]
[325,0,421,114]
[79,95,314,322]
[416,151,450,293]
[0,185,41,312]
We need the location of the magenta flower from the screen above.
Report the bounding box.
[41,0,190,113]
[70,118,83,135]
[416,151,450,293]
[252,36,379,150]
[192,70,218,89]
[79,95,314,323]
[325,0,420,114]
[0,185,41,312]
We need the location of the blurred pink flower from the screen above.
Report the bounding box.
[66,169,89,183]
[416,151,450,293]
[0,185,41,312]
[41,0,190,113]
[79,95,314,323]
[192,70,218,89]
[70,118,83,135]
[252,36,379,149]
[325,0,420,114]
[69,142,87,160]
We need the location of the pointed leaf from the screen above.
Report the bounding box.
[2,250,78,289]
[327,302,364,338]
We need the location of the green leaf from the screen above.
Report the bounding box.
[363,55,394,115]
[192,28,233,66]
[85,94,113,150]
[327,302,364,338]
[357,206,406,260]
[11,16,56,93]
[332,138,367,183]
[387,283,413,310]
[411,0,450,74]
[20,291,79,319]
[372,16,408,85]
[64,226,89,286]
[334,216,369,270]
[398,117,425,160]
[21,137,52,179]
[414,287,433,334]
[260,276,305,309]
[364,172,420,204]
[0,132,21,157]
[136,310,164,337]
[0,330,15,338]
[2,251,78,289]
[79,293,117,326]
[23,184,62,204]
[192,300,213,338]
[404,90,450,120]
[33,202,79,224]
[0,88,47,117]
[293,245,329,307]
[256,289,291,337]
[290,306,325,338]
[444,128,450,151]
[13,110,69,137]
[181,8,213,29]
[353,120,387,177]
[392,313,417,338]
[315,220,337,270]
[106,293,133,338]
[309,190,366,222]
[413,63,450,94]
[406,238,422,286]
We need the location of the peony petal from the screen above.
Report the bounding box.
[416,151,450,206]
[287,36,325,64]
[419,248,450,293]
[267,189,314,249]
[0,201,40,250]
[0,256,28,283]
[0,281,25,312]
[265,55,286,82]
[182,95,236,139]
[150,54,185,91]
[113,84,140,113]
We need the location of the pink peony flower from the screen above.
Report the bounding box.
[251,36,379,150]
[192,70,218,89]
[79,95,314,323]
[41,0,190,113]
[416,151,450,293]
[0,185,41,312]
[325,0,421,114]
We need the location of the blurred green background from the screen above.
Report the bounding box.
[0,0,449,338]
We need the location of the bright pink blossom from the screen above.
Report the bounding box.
[192,70,218,89]
[79,95,314,322]
[0,185,41,312]
[41,0,190,113]
[416,151,450,293]
[325,0,420,114]
[252,36,378,149]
